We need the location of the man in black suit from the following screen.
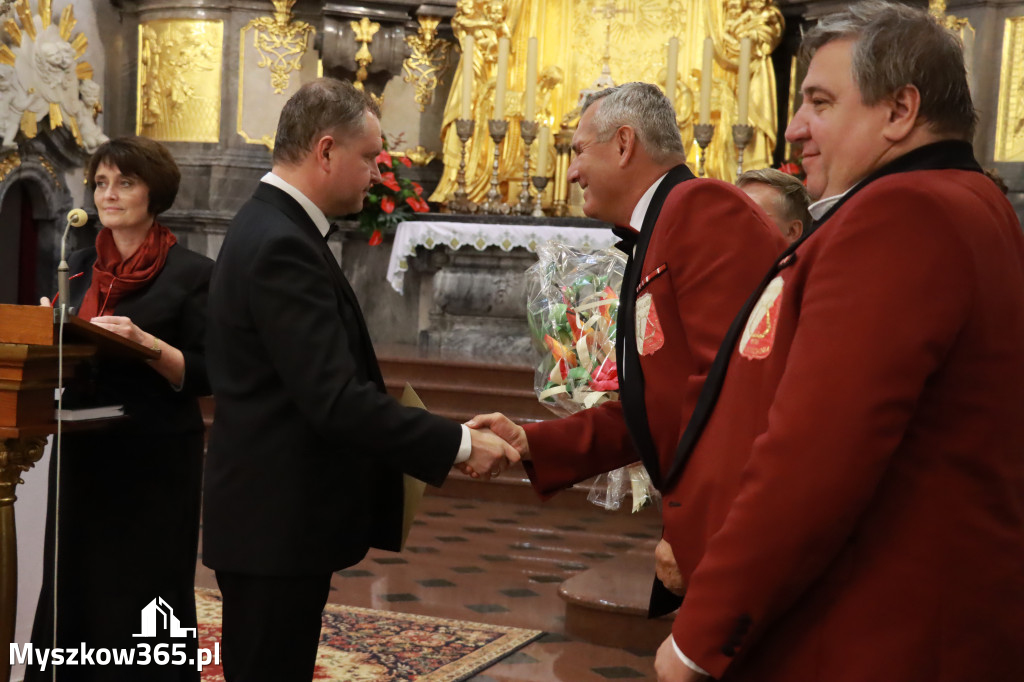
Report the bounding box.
[203,78,518,681]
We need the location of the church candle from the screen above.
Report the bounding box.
[665,38,679,106]
[737,37,752,126]
[700,37,713,125]
[494,37,510,120]
[537,125,550,176]
[525,37,538,121]
[461,35,474,120]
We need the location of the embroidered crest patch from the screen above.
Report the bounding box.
[635,293,665,356]
[739,276,784,360]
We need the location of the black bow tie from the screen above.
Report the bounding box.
[612,224,639,255]
[325,222,340,241]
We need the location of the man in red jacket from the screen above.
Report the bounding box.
[646,2,1024,680]
[467,82,784,609]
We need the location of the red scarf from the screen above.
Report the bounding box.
[78,222,177,319]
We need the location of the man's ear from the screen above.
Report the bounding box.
[785,219,803,243]
[881,84,920,143]
[615,125,637,168]
[313,135,335,171]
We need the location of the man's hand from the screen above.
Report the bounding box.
[655,538,686,596]
[462,427,521,479]
[466,412,530,460]
[655,635,707,682]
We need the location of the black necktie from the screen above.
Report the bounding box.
[612,224,639,255]
[325,222,340,241]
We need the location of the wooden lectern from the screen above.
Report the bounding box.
[0,304,158,682]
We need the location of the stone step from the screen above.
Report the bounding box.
[559,550,674,652]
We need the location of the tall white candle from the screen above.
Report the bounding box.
[460,35,474,120]
[537,125,550,176]
[525,37,538,121]
[665,37,679,106]
[737,37,752,126]
[494,37,510,120]
[700,37,713,125]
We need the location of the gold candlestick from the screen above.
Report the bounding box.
[732,124,754,179]
[480,119,511,215]
[517,120,538,215]
[530,176,548,217]
[693,123,714,179]
[448,119,478,214]
[553,129,573,217]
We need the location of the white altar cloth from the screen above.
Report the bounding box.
[387,220,617,294]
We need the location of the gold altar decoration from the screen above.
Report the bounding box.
[397,145,438,166]
[137,19,222,143]
[238,0,316,150]
[431,0,782,208]
[995,16,1024,162]
[0,152,19,181]
[0,0,101,150]
[244,0,314,94]
[403,16,453,113]
[351,16,380,92]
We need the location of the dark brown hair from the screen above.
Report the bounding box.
[87,136,181,215]
[273,78,381,165]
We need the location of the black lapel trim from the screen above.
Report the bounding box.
[660,140,984,491]
[813,140,981,229]
[617,164,696,489]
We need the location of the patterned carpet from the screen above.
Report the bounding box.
[195,587,544,681]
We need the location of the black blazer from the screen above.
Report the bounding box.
[203,182,461,576]
[66,242,213,434]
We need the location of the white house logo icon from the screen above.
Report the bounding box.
[132,597,197,638]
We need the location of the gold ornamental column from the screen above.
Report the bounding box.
[0,436,45,682]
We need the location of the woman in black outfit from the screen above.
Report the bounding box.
[27,136,213,681]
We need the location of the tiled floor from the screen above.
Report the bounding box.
[195,492,665,681]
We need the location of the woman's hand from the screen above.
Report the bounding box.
[39,297,51,307]
[89,315,150,346]
[89,315,186,389]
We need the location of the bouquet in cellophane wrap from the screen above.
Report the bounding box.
[525,241,657,513]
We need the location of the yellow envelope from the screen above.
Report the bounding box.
[399,383,429,550]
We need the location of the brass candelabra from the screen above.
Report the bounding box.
[480,119,511,215]
[448,119,478,214]
[516,121,538,215]
[693,123,714,179]
[732,124,754,179]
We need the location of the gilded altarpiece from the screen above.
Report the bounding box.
[431,0,781,206]
[238,2,317,150]
[136,19,223,143]
[995,16,1024,162]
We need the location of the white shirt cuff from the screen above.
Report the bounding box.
[454,424,472,463]
[672,638,709,676]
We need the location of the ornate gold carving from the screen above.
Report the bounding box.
[0,436,45,505]
[995,17,1024,162]
[0,0,104,151]
[243,0,313,95]
[37,154,56,180]
[403,16,452,112]
[397,145,437,166]
[929,0,970,32]
[0,151,20,181]
[137,19,223,143]
[351,17,379,91]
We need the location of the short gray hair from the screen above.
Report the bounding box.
[737,168,812,231]
[273,78,380,165]
[581,83,685,164]
[800,0,976,139]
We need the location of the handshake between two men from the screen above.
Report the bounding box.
[457,412,529,479]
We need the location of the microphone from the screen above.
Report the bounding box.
[56,208,88,320]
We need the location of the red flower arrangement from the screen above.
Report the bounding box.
[778,159,806,183]
[359,136,431,244]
